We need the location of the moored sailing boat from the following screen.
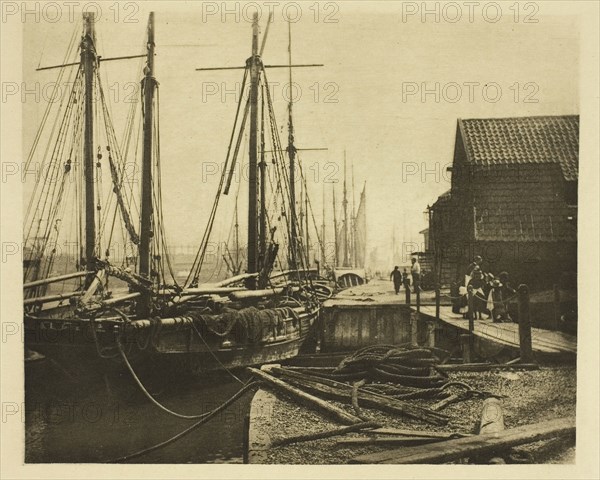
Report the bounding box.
[23,12,331,376]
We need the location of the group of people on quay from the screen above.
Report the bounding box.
[452,255,516,323]
[386,255,516,323]
[389,257,422,295]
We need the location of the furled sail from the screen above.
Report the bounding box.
[354,183,366,268]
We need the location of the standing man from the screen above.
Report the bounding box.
[466,255,484,277]
[390,266,403,295]
[411,257,421,292]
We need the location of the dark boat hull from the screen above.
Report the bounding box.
[24,307,319,377]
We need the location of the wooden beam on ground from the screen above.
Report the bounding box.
[435,363,539,373]
[247,367,362,425]
[369,428,471,439]
[349,417,575,464]
[273,421,379,447]
[431,394,461,411]
[337,436,444,446]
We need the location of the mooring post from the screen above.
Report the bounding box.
[518,284,533,363]
[405,282,411,306]
[435,283,441,322]
[415,282,420,311]
[410,312,418,347]
[467,284,474,361]
[553,284,561,331]
[460,334,471,363]
[426,321,436,348]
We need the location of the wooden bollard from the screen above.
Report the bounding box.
[415,282,421,311]
[553,284,561,331]
[426,321,436,348]
[460,334,471,363]
[517,284,534,364]
[405,281,411,306]
[478,397,506,464]
[467,285,475,361]
[410,312,419,347]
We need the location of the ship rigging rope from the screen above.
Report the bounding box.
[96,71,140,247]
[116,329,223,419]
[261,69,319,302]
[108,308,263,461]
[185,66,249,287]
[24,20,80,178]
[24,69,82,245]
[153,85,179,287]
[106,380,260,463]
[189,321,244,385]
[25,71,85,282]
[262,68,310,274]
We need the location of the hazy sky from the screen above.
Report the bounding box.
[22,1,579,267]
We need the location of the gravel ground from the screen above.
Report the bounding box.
[256,364,576,464]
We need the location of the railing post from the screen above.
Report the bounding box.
[553,284,561,331]
[460,334,471,363]
[435,283,441,322]
[518,284,533,363]
[405,281,411,306]
[467,284,474,361]
[426,321,436,348]
[410,312,418,347]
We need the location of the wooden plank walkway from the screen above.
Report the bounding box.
[418,305,577,355]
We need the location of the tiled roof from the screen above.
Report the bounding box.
[458,115,579,182]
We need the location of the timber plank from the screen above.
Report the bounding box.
[247,367,362,425]
[349,417,575,464]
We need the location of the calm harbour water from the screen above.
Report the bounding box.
[25,257,255,463]
[25,362,253,463]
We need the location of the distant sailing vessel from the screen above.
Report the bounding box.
[23,12,331,375]
[330,154,367,288]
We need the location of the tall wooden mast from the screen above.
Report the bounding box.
[139,13,156,310]
[351,161,357,267]
[305,180,309,264]
[246,12,261,282]
[234,198,240,271]
[81,13,97,274]
[287,20,298,271]
[332,184,339,267]
[342,151,350,267]
[321,183,326,264]
[259,84,267,268]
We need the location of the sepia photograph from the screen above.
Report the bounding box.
[1,0,599,477]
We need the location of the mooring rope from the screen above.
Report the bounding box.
[107,380,261,463]
[116,337,214,420]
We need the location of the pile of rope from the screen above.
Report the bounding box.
[331,344,448,388]
[190,306,298,345]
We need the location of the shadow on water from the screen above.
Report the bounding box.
[25,359,254,464]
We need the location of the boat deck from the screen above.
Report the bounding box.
[418,305,577,356]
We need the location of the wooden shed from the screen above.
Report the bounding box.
[427,115,578,290]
